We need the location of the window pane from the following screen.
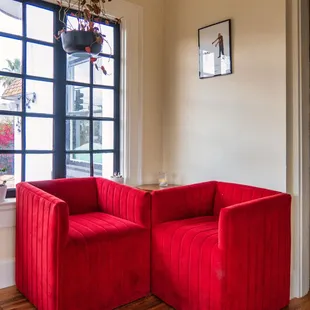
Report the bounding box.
[0,38,22,74]
[26,154,52,181]
[67,55,90,84]
[0,153,21,189]
[66,119,89,151]
[27,43,53,78]
[26,5,54,43]
[94,153,113,179]
[67,16,78,30]
[0,77,22,111]
[97,24,114,55]
[93,58,114,86]
[66,85,89,117]
[0,115,21,150]
[26,117,53,150]
[0,1,22,36]
[66,153,90,178]
[93,88,114,118]
[93,121,113,150]
[26,80,53,114]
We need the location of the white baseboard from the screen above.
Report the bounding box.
[0,259,15,289]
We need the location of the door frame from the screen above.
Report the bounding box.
[287,0,310,298]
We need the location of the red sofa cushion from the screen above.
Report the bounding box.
[60,212,150,309]
[152,216,221,310]
[213,181,279,216]
[68,212,145,241]
[30,177,99,215]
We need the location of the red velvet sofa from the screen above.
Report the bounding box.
[15,177,151,310]
[151,181,291,310]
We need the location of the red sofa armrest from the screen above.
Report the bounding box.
[16,182,69,302]
[218,193,291,309]
[151,181,217,225]
[96,178,151,228]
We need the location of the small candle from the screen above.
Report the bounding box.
[159,172,168,187]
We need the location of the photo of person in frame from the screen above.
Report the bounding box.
[212,33,224,58]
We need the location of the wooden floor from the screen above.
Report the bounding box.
[0,286,173,310]
[0,285,310,310]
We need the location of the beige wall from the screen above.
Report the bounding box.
[0,226,15,288]
[162,0,287,191]
[0,203,16,289]
[0,227,15,261]
[125,0,164,183]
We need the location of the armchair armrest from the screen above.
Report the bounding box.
[218,193,291,308]
[96,178,151,228]
[16,182,69,301]
[151,181,217,225]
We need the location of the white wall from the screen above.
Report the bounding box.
[163,0,287,191]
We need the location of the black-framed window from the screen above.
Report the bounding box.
[0,0,120,198]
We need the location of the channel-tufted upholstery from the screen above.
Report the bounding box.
[15,178,291,310]
[151,181,291,310]
[16,177,151,310]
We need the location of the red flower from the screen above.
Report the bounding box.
[0,123,14,147]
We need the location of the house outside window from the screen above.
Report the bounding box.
[0,0,120,197]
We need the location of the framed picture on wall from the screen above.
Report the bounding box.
[198,19,232,79]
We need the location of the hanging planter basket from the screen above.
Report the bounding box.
[61,30,102,57]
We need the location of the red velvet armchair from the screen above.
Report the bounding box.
[151,181,291,310]
[16,177,151,310]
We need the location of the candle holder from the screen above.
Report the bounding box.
[158,172,168,187]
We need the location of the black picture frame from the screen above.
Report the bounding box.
[198,19,232,79]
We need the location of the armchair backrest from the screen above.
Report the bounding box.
[151,181,217,225]
[96,178,151,228]
[30,177,99,215]
[213,181,280,216]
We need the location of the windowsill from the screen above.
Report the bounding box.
[0,198,16,211]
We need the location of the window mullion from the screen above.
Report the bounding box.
[90,60,94,176]
[53,8,67,179]
[21,1,27,182]
[113,23,121,174]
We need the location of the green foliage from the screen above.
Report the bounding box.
[0,58,21,88]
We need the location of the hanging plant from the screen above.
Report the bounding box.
[55,0,122,75]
